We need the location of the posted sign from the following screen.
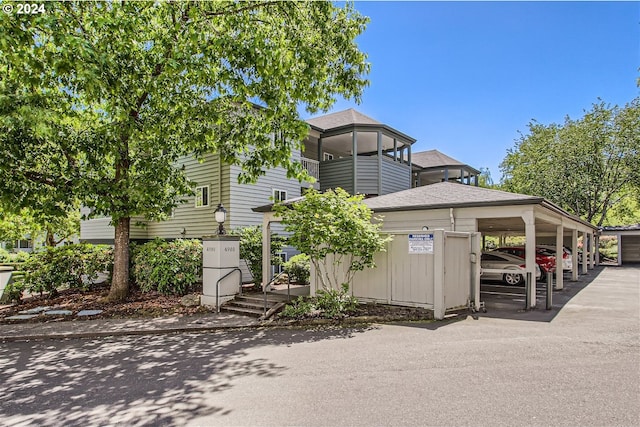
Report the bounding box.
[408,233,434,254]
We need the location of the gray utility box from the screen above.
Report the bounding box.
[201,235,241,308]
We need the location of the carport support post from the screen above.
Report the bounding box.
[555,224,564,290]
[571,229,579,281]
[581,231,588,275]
[524,212,537,309]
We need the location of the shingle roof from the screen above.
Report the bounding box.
[306,108,381,130]
[600,224,640,231]
[364,182,543,212]
[411,150,467,169]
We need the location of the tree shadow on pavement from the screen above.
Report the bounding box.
[0,324,375,426]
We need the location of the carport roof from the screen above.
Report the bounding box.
[364,182,543,211]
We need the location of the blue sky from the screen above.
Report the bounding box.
[303,1,640,182]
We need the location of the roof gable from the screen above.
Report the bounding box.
[306,108,381,130]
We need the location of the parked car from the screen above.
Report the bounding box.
[494,246,556,274]
[481,251,542,286]
[538,245,573,271]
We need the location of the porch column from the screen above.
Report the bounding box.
[393,138,398,161]
[407,144,412,167]
[444,167,449,182]
[460,168,465,184]
[352,130,358,194]
[555,224,564,290]
[377,131,383,195]
[262,218,272,289]
[317,137,323,163]
[571,229,579,281]
[595,234,600,266]
[523,211,537,309]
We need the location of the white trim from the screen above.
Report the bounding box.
[273,252,288,276]
[323,152,334,161]
[195,185,210,208]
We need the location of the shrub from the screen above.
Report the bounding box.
[131,238,202,296]
[283,253,310,284]
[1,278,25,304]
[23,244,112,296]
[0,249,30,263]
[315,283,358,318]
[281,296,316,319]
[280,283,358,319]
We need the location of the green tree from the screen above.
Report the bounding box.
[0,1,369,300]
[500,98,640,226]
[274,188,390,291]
[0,206,79,248]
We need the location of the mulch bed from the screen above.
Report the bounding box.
[0,284,435,324]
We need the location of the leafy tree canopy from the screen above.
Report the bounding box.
[274,188,390,291]
[500,98,640,226]
[0,1,370,300]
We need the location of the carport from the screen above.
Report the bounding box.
[364,182,599,310]
[600,225,640,265]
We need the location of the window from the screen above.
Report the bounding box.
[273,189,287,202]
[195,185,209,208]
[273,252,288,275]
[15,239,33,249]
[323,152,334,161]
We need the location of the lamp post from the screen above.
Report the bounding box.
[214,203,227,235]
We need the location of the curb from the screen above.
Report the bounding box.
[0,323,262,343]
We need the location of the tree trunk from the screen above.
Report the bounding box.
[108,217,131,301]
[46,228,55,247]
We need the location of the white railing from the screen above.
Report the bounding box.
[300,157,320,180]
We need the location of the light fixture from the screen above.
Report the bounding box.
[214,203,227,235]
[422,226,429,231]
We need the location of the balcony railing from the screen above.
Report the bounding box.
[301,157,319,180]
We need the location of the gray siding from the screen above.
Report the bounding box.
[147,154,230,239]
[381,156,411,195]
[356,157,379,195]
[319,155,410,196]
[229,153,303,230]
[80,154,230,241]
[319,157,354,194]
[80,208,148,241]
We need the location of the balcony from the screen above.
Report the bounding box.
[301,157,319,180]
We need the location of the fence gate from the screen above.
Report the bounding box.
[442,232,472,312]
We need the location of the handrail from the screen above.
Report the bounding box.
[216,268,242,313]
[263,270,291,315]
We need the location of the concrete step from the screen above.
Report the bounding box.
[221,305,265,317]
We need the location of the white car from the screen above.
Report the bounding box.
[481,251,542,286]
[538,245,573,271]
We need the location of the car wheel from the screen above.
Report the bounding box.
[503,272,524,286]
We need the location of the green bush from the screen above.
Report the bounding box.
[0,249,30,263]
[1,278,25,304]
[283,253,310,284]
[280,284,358,319]
[315,283,358,318]
[281,296,315,319]
[23,244,112,296]
[131,238,202,296]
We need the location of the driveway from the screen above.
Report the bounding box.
[0,266,638,426]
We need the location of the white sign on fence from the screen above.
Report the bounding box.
[408,233,434,254]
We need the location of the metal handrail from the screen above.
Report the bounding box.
[263,270,291,315]
[216,268,242,313]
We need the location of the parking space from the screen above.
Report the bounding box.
[477,268,602,321]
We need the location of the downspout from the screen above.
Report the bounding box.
[450,208,455,231]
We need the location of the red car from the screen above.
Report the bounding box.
[494,246,556,275]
